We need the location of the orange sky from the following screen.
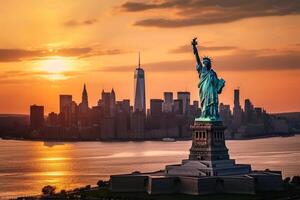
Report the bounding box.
[0,0,300,114]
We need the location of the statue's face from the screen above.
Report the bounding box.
[203,59,211,70]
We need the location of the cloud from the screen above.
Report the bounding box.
[0,49,43,62]
[64,19,98,27]
[0,70,83,84]
[120,0,300,28]
[99,48,300,72]
[121,0,189,12]
[170,44,237,54]
[0,47,129,62]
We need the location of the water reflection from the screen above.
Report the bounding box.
[0,135,300,198]
[34,142,71,193]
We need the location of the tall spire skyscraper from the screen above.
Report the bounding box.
[133,52,146,113]
[81,83,89,108]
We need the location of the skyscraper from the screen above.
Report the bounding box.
[150,99,163,116]
[110,88,116,117]
[78,84,90,127]
[177,91,190,115]
[30,105,44,130]
[173,99,183,115]
[59,95,72,127]
[82,84,89,108]
[101,90,112,117]
[60,95,72,114]
[233,89,242,128]
[234,89,240,109]
[79,84,89,113]
[163,92,173,113]
[133,53,146,113]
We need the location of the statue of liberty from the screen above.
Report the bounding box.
[191,38,225,121]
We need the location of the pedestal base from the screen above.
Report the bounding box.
[166,120,251,177]
[166,159,251,177]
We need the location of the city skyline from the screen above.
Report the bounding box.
[0,1,300,114]
[1,1,300,198]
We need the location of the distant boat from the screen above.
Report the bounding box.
[162,138,176,142]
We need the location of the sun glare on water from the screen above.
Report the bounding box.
[36,57,74,80]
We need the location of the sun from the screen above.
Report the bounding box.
[40,56,72,73]
[35,56,74,80]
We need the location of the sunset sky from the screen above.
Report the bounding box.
[0,0,300,114]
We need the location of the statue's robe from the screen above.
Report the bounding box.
[198,65,225,119]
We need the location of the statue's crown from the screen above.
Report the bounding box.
[203,56,212,62]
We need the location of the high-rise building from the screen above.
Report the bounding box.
[47,112,58,127]
[30,105,44,130]
[190,100,200,117]
[177,92,190,115]
[121,99,130,114]
[59,95,72,127]
[219,103,231,123]
[233,89,242,128]
[78,84,90,127]
[59,95,72,114]
[110,88,116,117]
[116,99,130,114]
[133,53,146,113]
[100,89,116,117]
[131,111,145,139]
[234,89,240,109]
[82,84,88,108]
[244,99,254,113]
[150,99,163,116]
[163,92,173,113]
[101,90,111,117]
[193,100,199,109]
[173,99,183,115]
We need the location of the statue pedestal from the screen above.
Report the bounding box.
[166,121,251,177]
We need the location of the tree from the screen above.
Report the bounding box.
[97,180,106,188]
[283,177,291,184]
[291,176,300,185]
[42,185,56,195]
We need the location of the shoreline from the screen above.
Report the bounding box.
[0,133,297,143]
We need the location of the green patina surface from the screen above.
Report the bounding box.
[192,38,225,122]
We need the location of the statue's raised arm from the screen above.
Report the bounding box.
[191,38,202,73]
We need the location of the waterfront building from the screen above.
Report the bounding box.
[100,117,115,140]
[131,111,145,139]
[90,106,102,125]
[219,103,231,124]
[79,84,89,111]
[163,92,173,113]
[177,91,190,115]
[78,84,90,127]
[244,99,254,122]
[232,89,243,128]
[173,99,183,115]
[133,53,146,113]
[190,100,200,117]
[150,99,163,116]
[59,95,72,114]
[71,101,78,127]
[30,105,44,130]
[101,90,112,117]
[115,112,128,139]
[110,88,116,117]
[47,112,58,127]
[121,99,130,114]
[59,95,72,127]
